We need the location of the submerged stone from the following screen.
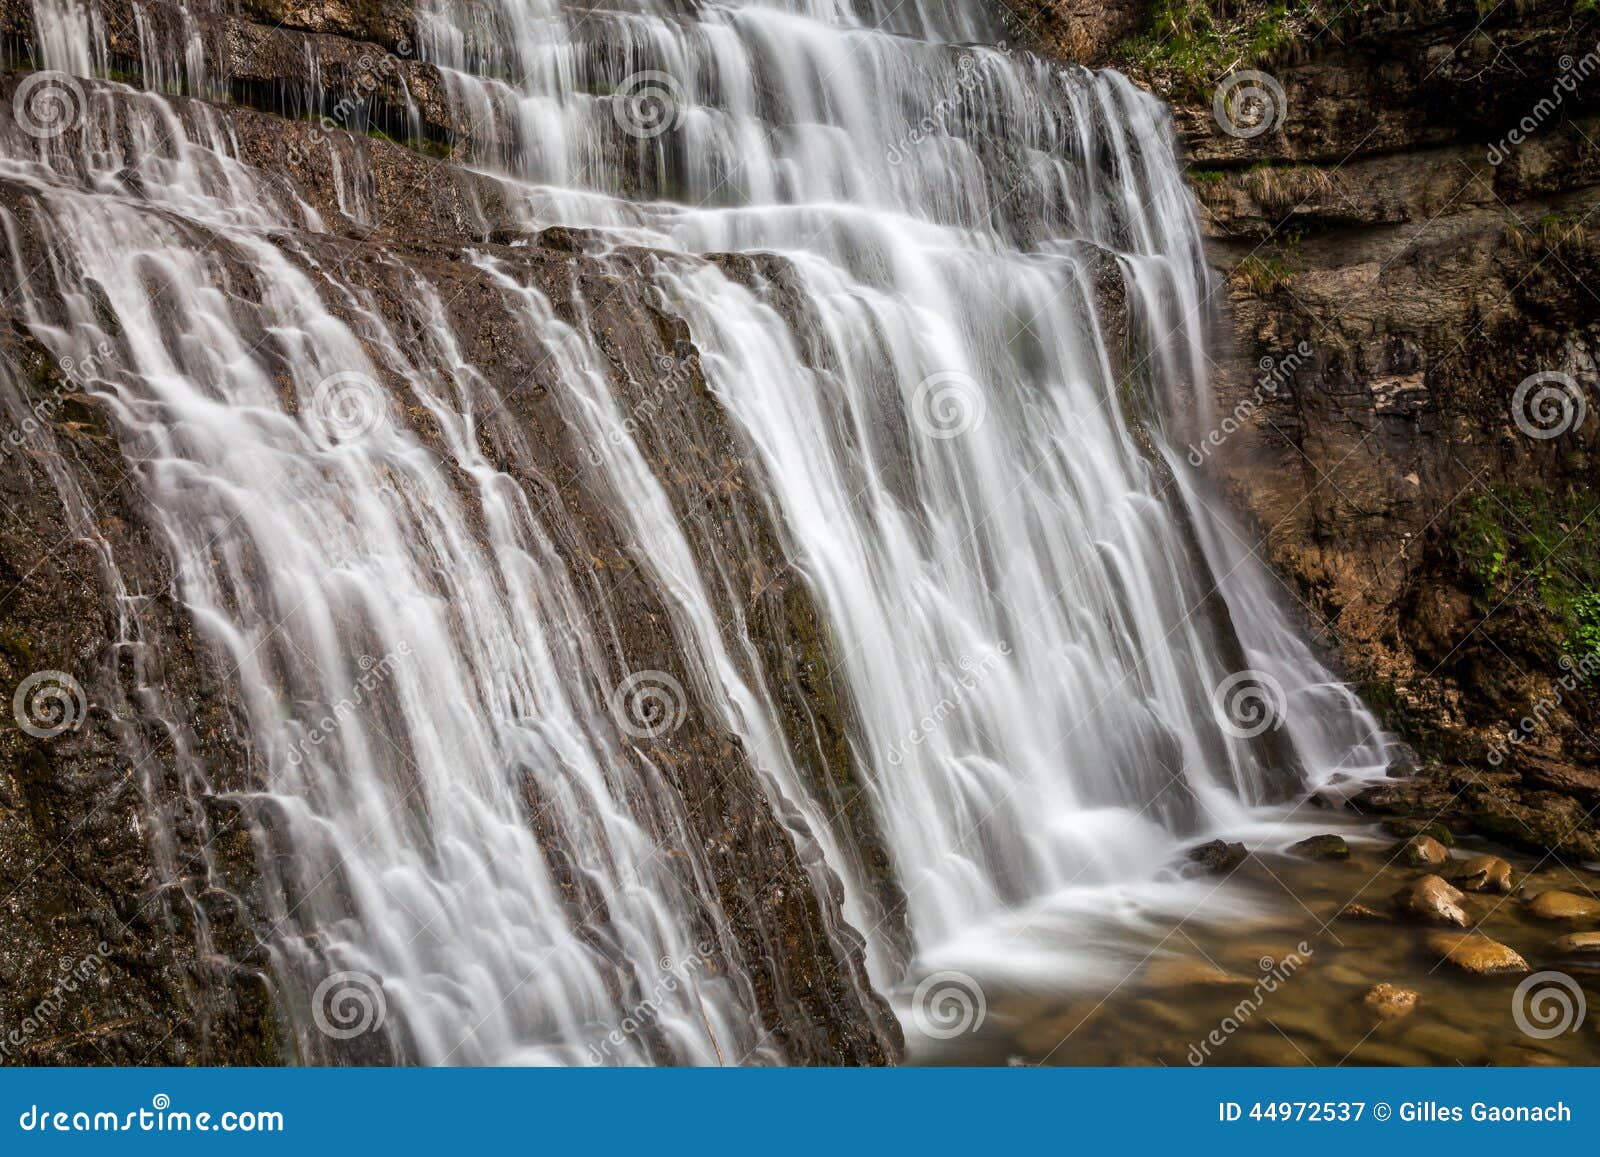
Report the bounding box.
[1397,834,1450,867]
[1187,839,1248,874]
[1362,982,1419,1021]
[1392,875,1471,926]
[1452,854,1514,894]
[1526,891,1600,921]
[1425,932,1529,975]
[1288,833,1350,860]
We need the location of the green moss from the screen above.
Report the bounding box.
[0,627,37,669]
[1232,250,1297,293]
[1452,497,1510,592]
[1451,485,1600,661]
[363,125,453,160]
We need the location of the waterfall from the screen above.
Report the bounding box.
[1,0,1389,1063]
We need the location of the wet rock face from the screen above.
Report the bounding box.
[0,325,274,1064]
[0,26,899,1062]
[1014,0,1600,861]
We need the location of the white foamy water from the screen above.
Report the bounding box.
[1,0,1389,1061]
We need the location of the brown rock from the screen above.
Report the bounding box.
[1397,834,1449,868]
[1549,932,1600,956]
[1392,875,1471,926]
[1452,854,1514,894]
[1362,982,1419,1021]
[1142,958,1252,989]
[1526,891,1600,921]
[1336,902,1388,922]
[1425,932,1530,975]
[1186,840,1248,874]
[1518,756,1600,807]
[1289,834,1350,860]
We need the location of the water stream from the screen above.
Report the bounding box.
[1,0,1390,1062]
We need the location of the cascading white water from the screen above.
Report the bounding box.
[3,0,1390,1061]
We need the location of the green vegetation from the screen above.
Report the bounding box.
[1231,233,1302,292]
[366,126,454,160]
[1452,485,1600,664]
[1113,0,1338,90]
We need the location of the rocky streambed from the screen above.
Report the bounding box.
[913,810,1600,1066]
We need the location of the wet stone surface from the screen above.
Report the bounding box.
[909,815,1600,1066]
